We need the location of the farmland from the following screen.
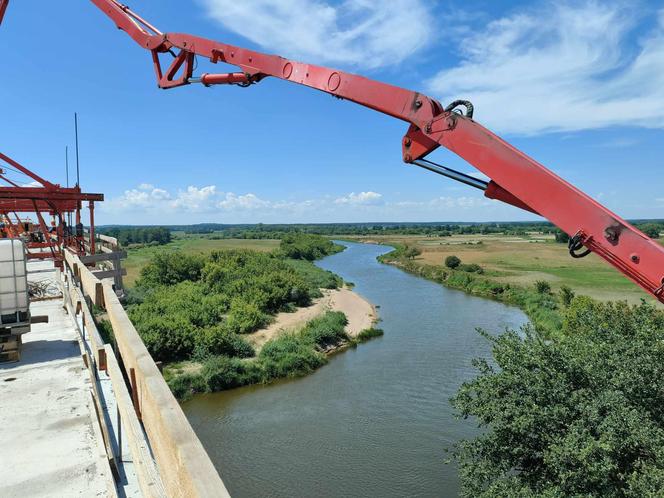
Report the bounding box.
[346,233,664,305]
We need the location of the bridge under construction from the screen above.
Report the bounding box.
[0,242,228,497]
[0,1,663,496]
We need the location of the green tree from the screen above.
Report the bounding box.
[453,299,664,497]
[555,230,570,243]
[637,223,661,239]
[404,245,422,260]
[445,255,461,269]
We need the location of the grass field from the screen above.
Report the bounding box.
[123,232,662,305]
[124,236,279,286]
[347,233,663,305]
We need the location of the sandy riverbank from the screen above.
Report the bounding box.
[246,287,377,351]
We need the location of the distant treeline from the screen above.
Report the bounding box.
[180,221,560,237]
[98,220,663,242]
[99,227,172,246]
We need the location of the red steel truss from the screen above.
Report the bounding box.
[0,152,104,263]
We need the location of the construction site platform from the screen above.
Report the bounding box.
[0,261,116,497]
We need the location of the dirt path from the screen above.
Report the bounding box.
[246,288,377,350]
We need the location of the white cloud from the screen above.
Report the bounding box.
[200,0,432,69]
[428,2,664,134]
[171,186,220,212]
[334,191,383,205]
[110,185,172,208]
[218,193,270,210]
[100,183,529,224]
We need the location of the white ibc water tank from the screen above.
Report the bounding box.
[0,239,29,322]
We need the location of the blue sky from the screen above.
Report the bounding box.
[1,0,662,224]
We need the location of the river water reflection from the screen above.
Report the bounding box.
[183,241,528,497]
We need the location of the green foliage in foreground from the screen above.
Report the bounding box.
[279,233,342,260]
[453,298,664,497]
[167,311,350,400]
[379,247,562,337]
[128,248,343,363]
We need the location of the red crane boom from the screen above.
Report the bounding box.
[2,0,663,303]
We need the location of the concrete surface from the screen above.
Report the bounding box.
[0,262,113,497]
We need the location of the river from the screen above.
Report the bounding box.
[183,241,528,497]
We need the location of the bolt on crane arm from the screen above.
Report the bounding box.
[7,1,664,303]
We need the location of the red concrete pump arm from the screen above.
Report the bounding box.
[3,0,664,303]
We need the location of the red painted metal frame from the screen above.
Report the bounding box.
[3,1,663,302]
[0,152,104,260]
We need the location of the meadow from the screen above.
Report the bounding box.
[347,233,663,305]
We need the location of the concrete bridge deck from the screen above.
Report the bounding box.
[0,261,115,497]
[0,253,227,498]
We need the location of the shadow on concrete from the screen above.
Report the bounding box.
[0,338,79,370]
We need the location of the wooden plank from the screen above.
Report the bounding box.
[0,350,20,362]
[102,282,230,497]
[80,251,127,264]
[104,345,166,498]
[71,285,107,371]
[85,352,120,481]
[98,234,119,247]
[0,338,19,351]
[95,282,105,308]
[88,390,120,498]
[92,269,127,280]
[65,249,104,307]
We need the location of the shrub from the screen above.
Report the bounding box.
[534,280,551,294]
[225,299,270,334]
[458,263,484,274]
[284,258,342,293]
[445,255,462,269]
[279,233,341,260]
[195,326,255,359]
[453,299,664,497]
[167,372,205,401]
[202,250,311,312]
[259,334,327,378]
[135,314,198,362]
[137,251,205,287]
[356,328,384,342]
[299,311,348,348]
[201,356,262,391]
[559,285,575,306]
[97,319,114,344]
